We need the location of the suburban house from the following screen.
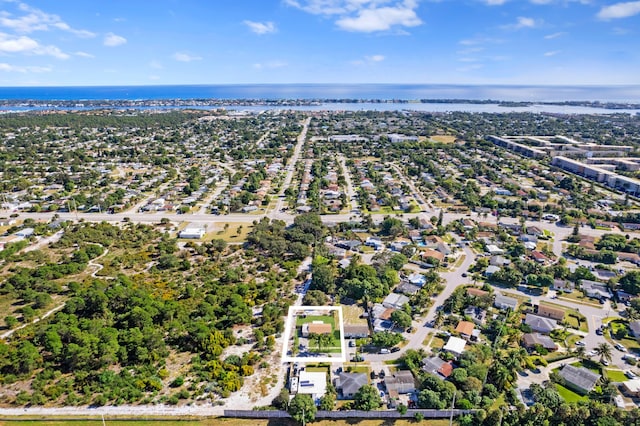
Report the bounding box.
[335,372,368,398]
[178,227,205,239]
[622,379,640,397]
[421,356,454,380]
[343,324,370,339]
[407,273,427,287]
[581,280,612,300]
[302,322,332,337]
[443,336,467,356]
[552,279,575,293]
[537,305,565,321]
[382,293,410,310]
[485,265,501,277]
[467,287,490,298]
[559,365,600,395]
[297,370,327,402]
[524,314,558,334]
[463,306,487,326]
[486,244,505,255]
[421,248,445,263]
[494,294,518,311]
[629,321,640,341]
[490,255,511,267]
[385,370,416,395]
[455,321,475,339]
[522,333,558,351]
[395,281,421,295]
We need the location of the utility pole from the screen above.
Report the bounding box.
[449,389,457,426]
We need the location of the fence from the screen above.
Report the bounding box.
[224,409,476,419]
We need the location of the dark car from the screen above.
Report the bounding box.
[391,346,401,353]
[462,273,468,277]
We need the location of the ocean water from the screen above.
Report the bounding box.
[1,84,640,103]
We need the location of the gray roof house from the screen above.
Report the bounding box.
[336,372,368,398]
[422,356,454,379]
[343,324,370,339]
[552,279,575,292]
[629,320,640,339]
[524,314,557,334]
[581,280,612,300]
[494,294,518,311]
[559,365,600,394]
[522,333,558,351]
[385,370,416,395]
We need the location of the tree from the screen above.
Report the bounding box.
[595,343,613,364]
[390,309,412,329]
[288,394,316,424]
[620,271,640,295]
[318,392,335,410]
[272,388,290,410]
[353,384,381,410]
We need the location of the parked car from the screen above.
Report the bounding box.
[586,350,597,357]
[379,348,390,354]
[625,371,637,379]
[575,341,586,346]
[615,343,627,352]
[391,346,401,353]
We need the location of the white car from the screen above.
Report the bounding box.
[575,341,586,346]
[586,350,597,357]
[625,371,638,379]
[615,343,628,352]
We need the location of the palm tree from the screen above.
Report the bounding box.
[433,310,445,328]
[595,343,613,364]
[574,345,586,360]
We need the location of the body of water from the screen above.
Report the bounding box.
[1,83,640,103]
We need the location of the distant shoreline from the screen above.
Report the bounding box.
[1,98,640,110]
[1,84,640,105]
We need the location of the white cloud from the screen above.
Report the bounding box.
[367,54,385,61]
[544,50,561,56]
[483,0,508,5]
[243,20,277,35]
[149,60,163,69]
[74,51,94,58]
[149,75,161,80]
[103,32,126,47]
[173,52,202,62]
[0,2,95,37]
[287,0,422,33]
[0,32,68,58]
[502,16,539,30]
[0,62,51,72]
[544,31,566,39]
[253,60,287,69]
[597,1,640,20]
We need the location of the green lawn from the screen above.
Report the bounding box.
[555,384,588,403]
[604,369,628,382]
[296,314,336,328]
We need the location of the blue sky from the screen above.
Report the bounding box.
[0,0,638,86]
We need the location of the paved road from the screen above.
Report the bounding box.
[337,153,359,213]
[366,238,476,363]
[272,116,310,218]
